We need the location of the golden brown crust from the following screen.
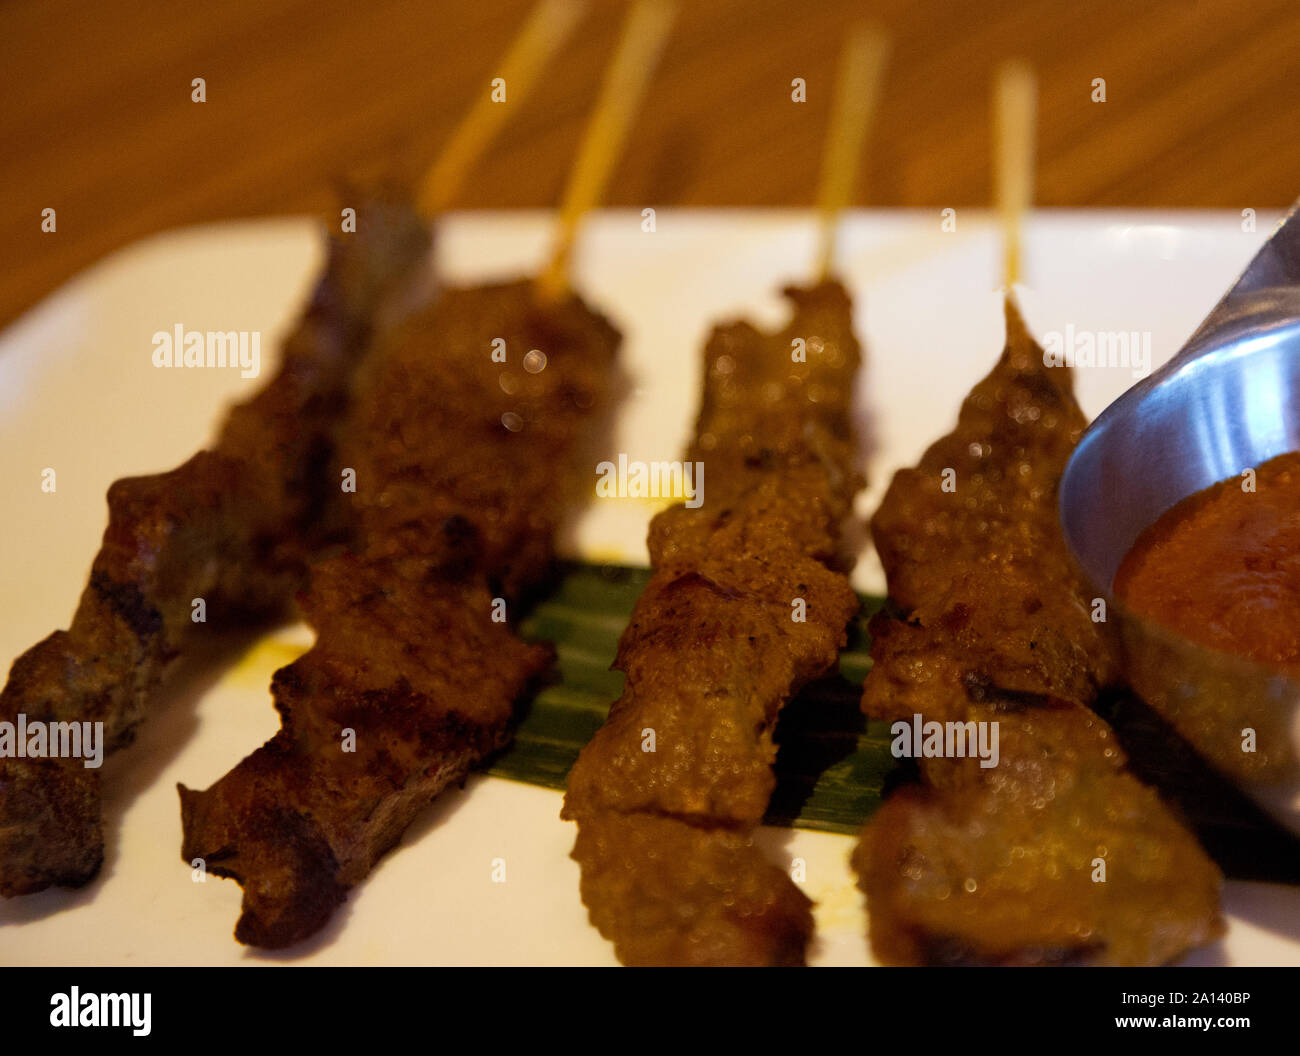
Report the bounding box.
[564,281,864,966]
[854,299,1224,966]
[573,812,813,966]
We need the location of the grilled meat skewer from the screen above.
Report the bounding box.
[563,281,864,966]
[179,280,621,947]
[0,196,430,897]
[853,299,1225,966]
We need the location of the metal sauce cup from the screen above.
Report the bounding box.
[1060,207,1300,834]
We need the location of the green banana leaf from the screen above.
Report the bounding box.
[494,562,1300,883]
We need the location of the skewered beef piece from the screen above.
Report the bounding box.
[180,279,621,947]
[853,298,1224,966]
[0,194,430,897]
[563,281,864,966]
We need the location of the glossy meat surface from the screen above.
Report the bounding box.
[854,299,1224,966]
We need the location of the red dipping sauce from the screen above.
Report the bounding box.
[1114,451,1300,673]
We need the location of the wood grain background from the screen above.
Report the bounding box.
[2,0,1298,328]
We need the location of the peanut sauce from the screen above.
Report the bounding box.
[1114,450,1300,671]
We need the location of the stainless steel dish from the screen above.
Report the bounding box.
[1060,204,1300,834]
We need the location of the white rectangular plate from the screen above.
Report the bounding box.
[0,209,1296,966]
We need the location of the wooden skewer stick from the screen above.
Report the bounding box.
[994,59,1037,289]
[814,22,891,281]
[416,0,588,219]
[534,0,677,303]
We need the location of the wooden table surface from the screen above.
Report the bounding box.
[3,0,1299,329]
